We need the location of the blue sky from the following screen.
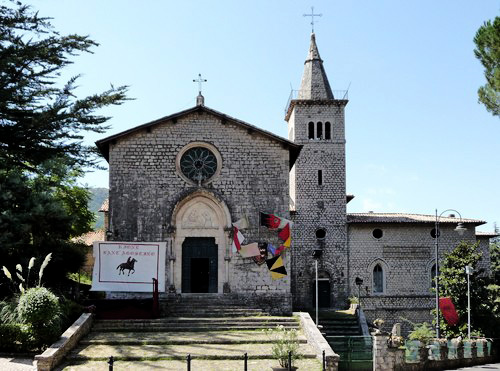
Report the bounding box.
[33,1,499,232]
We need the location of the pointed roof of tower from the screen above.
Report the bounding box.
[298,33,334,100]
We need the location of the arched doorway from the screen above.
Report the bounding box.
[171,190,231,294]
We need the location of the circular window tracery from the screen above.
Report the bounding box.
[180,147,218,183]
[176,142,222,185]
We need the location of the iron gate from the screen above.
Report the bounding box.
[326,335,373,371]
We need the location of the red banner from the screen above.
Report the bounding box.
[439,297,459,326]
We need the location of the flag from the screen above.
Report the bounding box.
[267,243,276,256]
[266,255,287,280]
[232,227,244,252]
[253,243,269,265]
[232,215,249,230]
[260,212,291,230]
[278,223,291,247]
[274,245,286,256]
[439,297,459,326]
[239,243,261,258]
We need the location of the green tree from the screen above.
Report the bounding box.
[474,17,500,117]
[437,241,499,338]
[0,1,127,294]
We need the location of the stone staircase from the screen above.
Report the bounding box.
[58,299,324,370]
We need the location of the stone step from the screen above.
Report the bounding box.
[94,316,296,325]
[80,330,308,345]
[92,324,300,332]
[67,342,317,361]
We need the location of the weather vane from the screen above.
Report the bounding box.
[303,6,322,33]
[193,73,207,94]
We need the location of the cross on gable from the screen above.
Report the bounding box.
[303,6,322,33]
[193,73,207,94]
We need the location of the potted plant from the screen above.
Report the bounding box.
[265,325,302,370]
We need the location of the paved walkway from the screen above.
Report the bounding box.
[447,364,500,370]
[0,356,35,371]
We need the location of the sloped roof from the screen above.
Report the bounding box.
[96,105,302,169]
[73,229,105,246]
[99,198,109,212]
[476,231,499,238]
[347,212,485,226]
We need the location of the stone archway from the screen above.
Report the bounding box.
[171,190,231,294]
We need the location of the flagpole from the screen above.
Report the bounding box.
[315,258,319,327]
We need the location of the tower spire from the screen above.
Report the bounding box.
[298,33,334,100]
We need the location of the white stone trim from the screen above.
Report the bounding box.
[368,258,389,295]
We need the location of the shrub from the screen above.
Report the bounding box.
[408,322,436,345]
[17,287,60,324]
[17,287,61,349]
[264,325,302,368]
[0,323,34,352]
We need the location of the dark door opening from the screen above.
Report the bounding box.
[312,279,331,308]
[190,258,209,293]
[319,280,331,308]
[182,237,218,293]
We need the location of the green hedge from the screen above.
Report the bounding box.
[0,323,34,352]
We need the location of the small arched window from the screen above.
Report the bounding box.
[308,122,314,139]
[325,122,331,140]
[373,264,384,293]
[317,122,323,139]
[430,264,436,288]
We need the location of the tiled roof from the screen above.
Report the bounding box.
[73,229,105,246]
[99,198,109,212]
[475,231,499,238]
[347,213,485,226]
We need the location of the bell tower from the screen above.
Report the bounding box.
[287,33,349,310]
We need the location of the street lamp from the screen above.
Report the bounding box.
[312,248,323,327]
[355,277,363,308]
[465,265,473,339]
[434,209,467,339]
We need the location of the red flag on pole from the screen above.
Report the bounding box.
[439,297,459,326]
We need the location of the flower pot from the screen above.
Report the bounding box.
[271,367,298,371]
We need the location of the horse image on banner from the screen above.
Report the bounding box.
[117,257,137,276]
[91,241,166,292]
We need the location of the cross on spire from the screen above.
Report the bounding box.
[303,6,322,33]
[193,73,207,94]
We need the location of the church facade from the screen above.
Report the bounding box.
[96,34,493,331]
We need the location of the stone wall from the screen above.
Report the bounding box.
[348,223,488,335]
[107,109,292,305]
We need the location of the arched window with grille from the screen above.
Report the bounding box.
[325,121,331,140]
[308,122,314,139]
[317,122,323,139]
[373,264,384,293]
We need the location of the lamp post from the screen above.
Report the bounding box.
[465,265,473,339]
[355,277,363,308]
[434,209,467,339]
[312,248,323,327]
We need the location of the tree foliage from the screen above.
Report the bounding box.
[437,240,499,338]
[0,1,128,295]
[474,17,500,117]
[0,1,128,171]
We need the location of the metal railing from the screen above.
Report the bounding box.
[284,89,349,115]
[107,350,327,370]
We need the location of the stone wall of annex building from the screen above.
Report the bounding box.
[107,110,292,301]
[347,223,479,297]
[288,102,348,310]
[348,222,485,335]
